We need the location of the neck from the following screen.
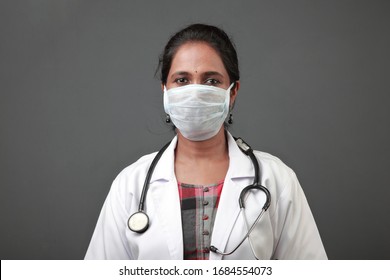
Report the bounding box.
[175,127,228,161]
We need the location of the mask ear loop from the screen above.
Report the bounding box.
[163,85,175,126]
[227,83,236,124]
[163,85,169,115]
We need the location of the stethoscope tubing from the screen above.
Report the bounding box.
[129,136,272,259]
[210,208,266,257]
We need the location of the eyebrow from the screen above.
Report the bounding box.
[202,71,224,78]
[170,71,192,79]
[170,71,224,78]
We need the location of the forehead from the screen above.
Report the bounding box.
[169,41,226,73]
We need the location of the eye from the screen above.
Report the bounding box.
[204,78,221,85]
[174,77,189,85]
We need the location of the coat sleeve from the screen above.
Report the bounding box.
[84,174,134,260]
[271,168,327,260]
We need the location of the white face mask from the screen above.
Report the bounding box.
[164,83,234,141]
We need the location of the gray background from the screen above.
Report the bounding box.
[1,0,389,260]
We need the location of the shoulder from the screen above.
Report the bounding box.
[109,137,177,195]
[116,151,158,181]
[118,152,158,178]
[109,151,158,195]
[253,150,297,179]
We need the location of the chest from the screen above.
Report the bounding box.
[174,158,229,185]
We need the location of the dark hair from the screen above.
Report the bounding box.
[157,23,240,85]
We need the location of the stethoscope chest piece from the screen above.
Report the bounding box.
[128,211,149,233]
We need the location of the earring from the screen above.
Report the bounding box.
[228,113,233,125]
[165,114,171,123]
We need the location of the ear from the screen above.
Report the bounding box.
[230,81,240,109]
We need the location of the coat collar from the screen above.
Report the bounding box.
[225,132,255,180]
[149,136,177,184]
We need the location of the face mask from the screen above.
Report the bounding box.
[164,83,234,141]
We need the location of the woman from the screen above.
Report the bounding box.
[85,24,327,260]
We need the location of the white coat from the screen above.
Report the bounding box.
[85,132,327,260]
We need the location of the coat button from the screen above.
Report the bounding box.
[203,200,209,206]
[202,215,209,220]
[202,230,209,235]
[203,187,209,192]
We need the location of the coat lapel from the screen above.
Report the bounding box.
[149,137,184,259]
[150,180,183,259]
[209,133,255,260]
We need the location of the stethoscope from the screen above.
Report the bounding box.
[128,136,271,258]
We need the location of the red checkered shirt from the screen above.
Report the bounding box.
[178,181,224,260]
